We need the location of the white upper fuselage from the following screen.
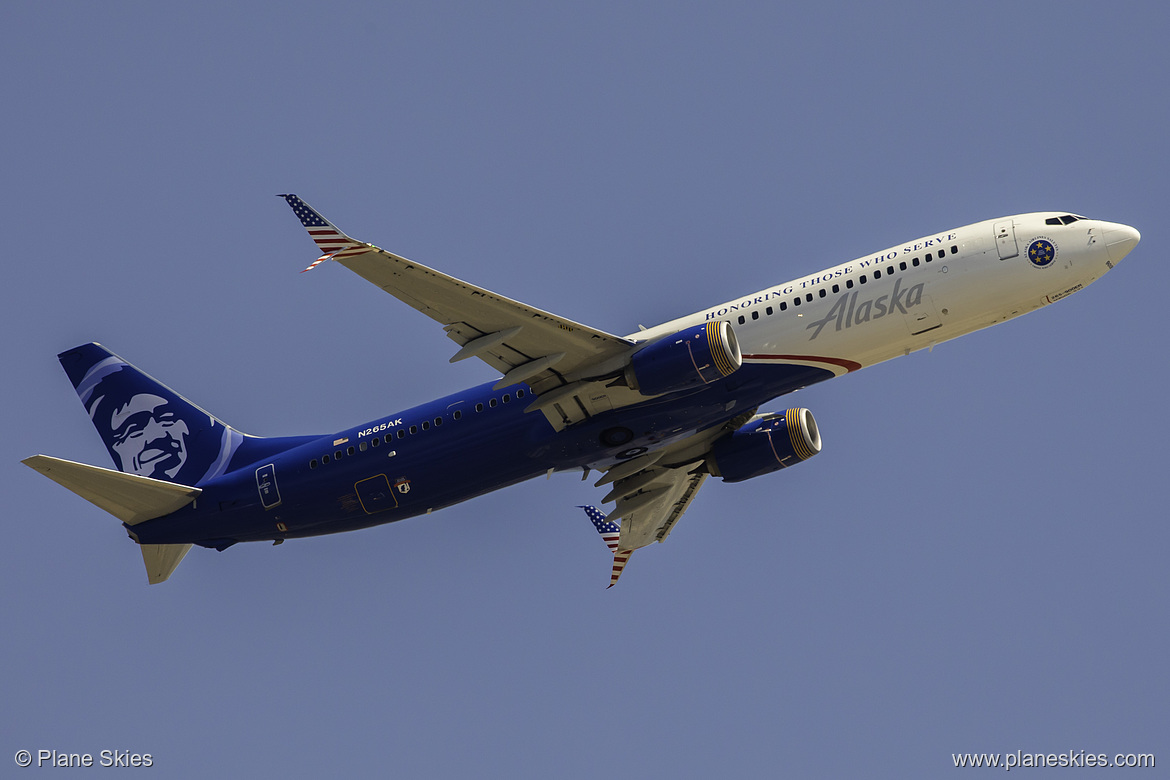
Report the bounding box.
[634,213,1140,378]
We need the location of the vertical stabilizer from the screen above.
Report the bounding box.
[58,343,247,486]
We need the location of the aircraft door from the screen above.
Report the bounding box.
[994,220,1019,259]
[256,464,282,509]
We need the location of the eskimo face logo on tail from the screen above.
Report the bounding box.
[84,370,192,480]
[78,362,236,484]
[805,277,926,340]
[108,393,190,478]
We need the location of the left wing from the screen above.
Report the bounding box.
[280,195,635,395]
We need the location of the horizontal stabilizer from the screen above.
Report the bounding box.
[23,455,201,525]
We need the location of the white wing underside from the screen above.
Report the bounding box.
[335,243,634,391]
[591,416,751,550]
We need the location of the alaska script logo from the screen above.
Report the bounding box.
[805,277,927,340]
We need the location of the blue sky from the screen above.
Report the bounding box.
[3,3,1167,777]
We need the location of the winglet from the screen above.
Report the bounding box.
[579,505,633,588]
[278,194,368,271]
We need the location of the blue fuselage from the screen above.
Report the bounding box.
[130,362,831,548]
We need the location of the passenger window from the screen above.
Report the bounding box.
[310,459,318,469]
[832,284,839,294]
[951,245,958,253]
[321,454,330,464]
[899,261,906,271]
[396,430,405,439]
[409,425,417,435]
[347,446,355,456]
[818,289,826,298]
[793,297,801,306]
[805,293,813,302]
[371,437,380,447]
[846,279,854,289]
[887,266,894,274]
[453,410,462,421]
[489,398,498,408]
[738,315,745,324]
[502,395,511,404]
[476,403,484,412]
[766,306,773,315]
[359,442,367,452]
[938,249,946,258]
[874,270,882,279]
[421,421,429,431]
[925,253,933,262]
[751,311,759,320]
[334,450,342,460]
[860,274,868,283]
[780,301,788,311]
[435,416,443,425]
[912,257,920,267]
[516,389,525,399]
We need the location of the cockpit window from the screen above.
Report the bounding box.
[1046,214,1087,226]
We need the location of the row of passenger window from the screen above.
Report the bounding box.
[307,388,527,469]
[736,244,959,324]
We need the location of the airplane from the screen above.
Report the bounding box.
[23,196,1140,585]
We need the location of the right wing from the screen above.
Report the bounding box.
[579,460,709,589]
[280,195,636,397]
[577,409,761,586]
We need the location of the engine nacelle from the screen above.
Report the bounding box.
[708,408,822,483]
[626,321,742,397]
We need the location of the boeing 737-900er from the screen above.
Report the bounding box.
[24,197,1140,586]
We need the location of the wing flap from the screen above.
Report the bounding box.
[616,470,708,550]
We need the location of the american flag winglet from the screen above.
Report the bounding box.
[580,505,633,589]
[301,250,339,273]
[279,194,369,265]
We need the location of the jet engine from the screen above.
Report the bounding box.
[625,321,742,396]
[708,408,822,483]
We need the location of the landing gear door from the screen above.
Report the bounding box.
[994,220,1018,260]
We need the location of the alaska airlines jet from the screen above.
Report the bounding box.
[24,197,1140,585]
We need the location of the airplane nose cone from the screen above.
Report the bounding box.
[1103,223,1140,263]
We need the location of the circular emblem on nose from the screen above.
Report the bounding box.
[1027,238,1056,268]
